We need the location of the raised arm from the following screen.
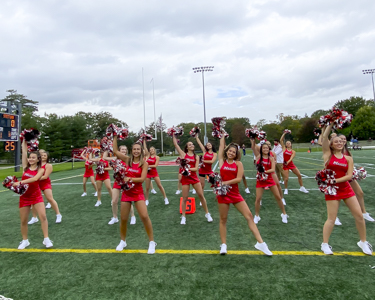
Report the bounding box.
[322,123,334,160]
[113,136,129,163]
[80,149,87,160]
[195,134,206,153]
[218,135,226,166]
[21,140,28,170]
[143,140,150,157]
[173,135,185,158]
[250,138,260,159]
[317,126,326,146]
[280,132,287,150]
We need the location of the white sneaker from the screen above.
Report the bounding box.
[176,190,181,195]
[164,198,169,205]
[284,189,288,195]
[281,213,288,223]
[220,243,227,255]
[192,189,196,194]
[244,188,250,194]
[95,201,102,207]
[254,215,261,224]
[321,243,333,255]
[116,240,127,251]
[205,213,213,222]
[94,191,98,197]
[180,216,186,225]
[46,203,51,209]
[200,202,202,206]
[363,213,375,222]
[81,192,87,197]
[28,217,39,225]
[335,217,342,226]
[18,239,30,250]
[43,238,53,248]
[299,186,309,193]
[108,217,119,225]
[130,216,136,225]
[145,200,149,206]
[282,198,286,206]
[255,242,273,256]
[148,241,157,254]
[151,189,157,194]
[56,214,62,223]
[280,181,284,185]
[357,241,373,255]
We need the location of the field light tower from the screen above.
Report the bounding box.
[192,66,214,144]
[362,69,375,101]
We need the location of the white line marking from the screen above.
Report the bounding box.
[212,161,219,171]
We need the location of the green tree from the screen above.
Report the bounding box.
[334,96,374,117]
[351,106,375,139]
[262,123,283,141]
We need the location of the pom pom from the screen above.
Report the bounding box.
[257,130,267,140]
[109,159,134,191]
[211,117,229,139]
[167,126,184,137]
[284,129,291,134]
[2,175,29,195]
[20,128,40,152]
[137,129,153,143]
[86,147,100,156]
[245,127,259,139]
[106,124,129,140]
[176,157,191,176]
[85,160,94,167]
[313,128,321,137]
[100,137,113,153]
[96,161,106,175]
[198,155,205,169]
[208,172,232,195]
[315,169,338,195]
[256,171,269,181]
[189,126,200,138]
[352,167,367,181]
[317,107,353,130]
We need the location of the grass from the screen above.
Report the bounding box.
[1,151,375,299]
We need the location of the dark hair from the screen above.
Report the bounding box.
[204,142,217,153]
[26,151,42,170]
[223,143,240,161]
[184,141,196,157]
[259,143,271,164]
[274,139,280,142]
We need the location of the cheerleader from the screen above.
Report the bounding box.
[113,136,156,254]
[320,123,372,255]
[194,134,217,190]
[28,149,62,225]
[280,132,309,195]
[16,140,53,249]
[172,135,213,224]
[90,150,113,207]
[80,149,98,197]
[143,140,169,205]
[250,138,288,224]
[217,136,272,255]
[106,145,137,225]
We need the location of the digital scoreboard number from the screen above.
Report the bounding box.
[0,113,19,142]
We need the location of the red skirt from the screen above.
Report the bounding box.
[217,192,244,204]
[325,182,356,201]
[283,161,296,170]
[84,169,94,178]
[113,182,122,190]
[96,173,110,181]
[39,179,52,191]
[121,185,145,202]
[19,196,44,208]
[256,176,276,188]
[147,168,159,178]
[181,173,200,186]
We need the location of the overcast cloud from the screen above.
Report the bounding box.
[1,0,375,131]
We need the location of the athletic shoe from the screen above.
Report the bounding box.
[321,243,333,255]
[145,200,149,206]
[244,188,250,194]
[335,217,342,226]
[284,189,288,195]
[200,202,202,206]
[176,190,181,195]
[220,244,227,255]
[28,217,39,225]
[164,198,169,205]
[46,203,52,209]
[205,213,213,222]
[148,241,157,254]
[116,240,127,251]
[43,238,53,248]
[280,181,284,185]
[180,216,186,225]
[255,242,273,256]
[363,213,375,222]
[56,214,62,224]
[130,216,136,225]
[108,217,119,225]
[94,191,98,197]
[299,186,309,193]
[18,239,30,250]
[151,189,157,194]
[357,241,373,255]
[192,189,196,194]
[95,201,102,207]
[282,198,286,206]
[281,213,288,223]
[81,192,87,197]
[254,215,261,224]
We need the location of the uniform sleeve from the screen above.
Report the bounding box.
[273,146,283,155]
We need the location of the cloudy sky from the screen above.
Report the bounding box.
[1,0,375,132]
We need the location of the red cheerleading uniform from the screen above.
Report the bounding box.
[283,149,296,170]
[19,168,44,208]
[39,164,52,191]
[121,162,145,202]
[146,156,159,178]
[217,160,244,204]
[95,159,110,181]
[199,152,214,175]
[325,155,355,201]
[180,154,200,185]
[83,161,94,178]
[113,160,127,190]
[256,157,276,188]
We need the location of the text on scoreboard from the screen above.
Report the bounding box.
[0,113,19,141]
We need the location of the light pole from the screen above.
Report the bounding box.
[192,66,214,144]
[362,69,375,101]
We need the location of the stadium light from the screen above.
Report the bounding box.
[362,69,375,101]
[192,66,214,144]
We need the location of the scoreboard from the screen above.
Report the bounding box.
[0,113,19,141]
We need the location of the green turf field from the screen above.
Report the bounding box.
[1,152,375,299]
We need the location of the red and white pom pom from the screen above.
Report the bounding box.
[284,129,291,134]
[176,157,191,176]
[189,126,200,138]
[106,124,129,140]
[315,169,338,195]
[353,167,367,181]
[137,129,153,143]
[96,161,106,175]
[2,175,29,195]
[198,155,205,169]
[256,172,269,181]
[208,172,231,195]
[318,107,352,129]
[20,128,40,152]
[211,117,229,139]
[245,127,259,139]
[109,159,128,185]
[121,179,135,191]
[313,128,321,137]
[100,137,113,153]
[167,126,184,137]
[85,160,94,167]
[257,130,267,140]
